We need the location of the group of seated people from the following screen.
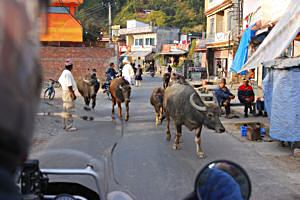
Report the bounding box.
[215,78,267,118]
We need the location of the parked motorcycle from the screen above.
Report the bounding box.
[150,70,155,77]
[18,151,251,200]
[102,74,115,100]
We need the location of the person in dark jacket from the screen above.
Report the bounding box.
[135,64,143,87]
[238,78,255,118]
[167,64,172,73]
[106,62,118,79]
[215,78,235,118]
[0,0,46,199]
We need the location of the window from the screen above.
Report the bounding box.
[227,14,233,31]
[139,39,143,46]
[48,6,69,14]
[135,38,144,46]
[145,38,155,46]
[145,38,150,45]
[150,38,155,46]
[210,18,215,34]
[135,39,139,46]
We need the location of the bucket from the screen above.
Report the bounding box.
[260,127,266,136]
[240,125,248,137]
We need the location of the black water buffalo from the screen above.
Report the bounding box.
[150,87,164,126]
[163,82,225,158]
[110,77,131,121]
[77,74,100,110]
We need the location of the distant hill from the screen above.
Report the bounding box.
[76,0,205,38]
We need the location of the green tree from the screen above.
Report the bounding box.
[77,0,206,35]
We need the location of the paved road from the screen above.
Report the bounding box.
[32,76,300,200]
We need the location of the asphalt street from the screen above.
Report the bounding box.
[31,76,300,200]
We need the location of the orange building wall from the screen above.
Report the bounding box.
[41,0,84,42]
[52,0,84,3]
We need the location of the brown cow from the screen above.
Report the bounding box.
[77,73,100,110]
[109,77,131,121]
[150,87,164,126]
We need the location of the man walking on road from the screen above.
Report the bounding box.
[58,59,78,131]
[122,59,135,85]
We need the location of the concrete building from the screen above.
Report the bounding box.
[240,0,300,87]
[205,0,242,78]
[119,20,180,63]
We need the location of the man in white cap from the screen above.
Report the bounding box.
[122,58,135,85]
[58,59,78,131]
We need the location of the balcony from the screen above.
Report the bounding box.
[195,39,207,50]
[130,45,156,52]
[207,0,227,10]
[119,26,158,35]
[206,32,230,44]
[205,0,232,16]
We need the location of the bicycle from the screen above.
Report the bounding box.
[44,79,59,100]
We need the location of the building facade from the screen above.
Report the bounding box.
[119,20,180,62]
[205,0,241,78]
[40,0,84,43]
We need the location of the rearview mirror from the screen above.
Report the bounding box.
[195,160,251,200]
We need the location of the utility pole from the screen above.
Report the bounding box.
[108,1,112,43]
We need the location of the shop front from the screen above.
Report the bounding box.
[214,49,232,78]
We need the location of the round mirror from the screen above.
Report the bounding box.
[195,160,251,200]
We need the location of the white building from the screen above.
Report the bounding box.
[119,20,180,62]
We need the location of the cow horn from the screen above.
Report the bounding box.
[189,93,207,112]
[83,79,90,84]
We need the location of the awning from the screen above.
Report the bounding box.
[121,51,152,58]
[159,50,187,55]
[239,0,300,72]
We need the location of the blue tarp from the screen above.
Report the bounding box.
[263,67,300,142]
[230,24,257,73]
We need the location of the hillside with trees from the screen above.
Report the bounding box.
[76,0,205,38]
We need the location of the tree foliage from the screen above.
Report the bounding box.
[76,0,205,36]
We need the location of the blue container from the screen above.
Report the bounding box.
[260,128,266,136]
[240,126,248,137]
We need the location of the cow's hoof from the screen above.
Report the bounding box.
[112,116,115,120]
[125,117,129,122]
[84,106,91,111]
[166,133,171,141]
[197,152,205,158]
[173,144,181,150]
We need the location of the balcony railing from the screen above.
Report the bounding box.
[119,26,157,35]
[195,39,207,49]
[206,0,229,11]
[206,32,229,44]
[130,45,157,52]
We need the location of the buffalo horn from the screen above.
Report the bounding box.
[189,93,207,112]
[83,79,90,84]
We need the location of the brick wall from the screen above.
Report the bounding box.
[40,47,117,82]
